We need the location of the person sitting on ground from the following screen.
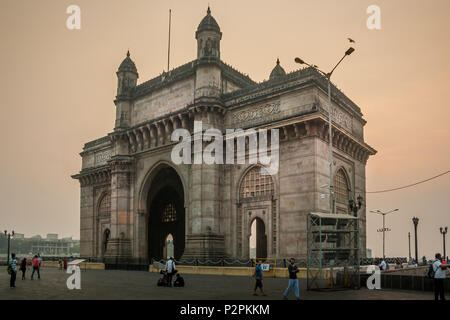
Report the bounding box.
[157,269,168,287]
[174,273,185,287]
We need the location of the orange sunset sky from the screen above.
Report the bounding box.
[0,0,449,259]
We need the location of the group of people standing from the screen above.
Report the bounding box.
[7,253,42,288]
[160,257,184,287]
[58,257,73,271]
[252,258,301,300]
[379,253,448,300]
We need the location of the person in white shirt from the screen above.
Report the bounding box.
[379,259,387,271]
[165,257,176,287]
[433,253,447,300]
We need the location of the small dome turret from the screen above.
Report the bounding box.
[118,50,138,75]
[116,50,138,99]
[196,7,222,59]
[196,6,221,35]
[269,58,286,80]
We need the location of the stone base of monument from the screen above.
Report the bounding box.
[181,233,226,260]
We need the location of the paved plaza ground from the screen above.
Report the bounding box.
[0,267,435,300]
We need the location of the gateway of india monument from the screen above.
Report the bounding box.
[72,7,376,266]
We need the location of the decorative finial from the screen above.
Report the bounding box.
[127,50,130,58]
[276,58,280,65]
[207,5,211,15]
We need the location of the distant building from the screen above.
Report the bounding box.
[0,233,80,257]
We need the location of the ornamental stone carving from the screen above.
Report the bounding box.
[232,101,280,126]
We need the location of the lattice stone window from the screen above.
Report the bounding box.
[98,193,111,217]
[240,167,274,199]
[334,169,349,204]
[162,203,177,223]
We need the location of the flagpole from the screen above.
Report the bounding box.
[167,9,171,71]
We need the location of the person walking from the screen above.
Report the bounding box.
[9,253,17,288]
[58,258,62,270]
[19,257,27,280]
[253,260,266,296]
[165,257,176,287]
[31,255,41,280]
[283,258,301,300]
[433,253,448,301]
[379,259,387,271]
[63,257,68,271]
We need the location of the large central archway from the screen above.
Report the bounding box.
[146,166,185,260]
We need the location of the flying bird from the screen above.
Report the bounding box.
[347,38,356,43]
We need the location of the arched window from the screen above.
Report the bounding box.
[162,203,177,223]
[334,169,350,205]
[98,193,111,217]
[164,234,174,259]
[240,167,274,199]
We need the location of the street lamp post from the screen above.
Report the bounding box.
[440,227,448,261]
[408,232,411,261]
[349,195,364,217]
[4,230,14,262]
[370,209,399,259]
[295,47,355,214]
[412,217,419,263]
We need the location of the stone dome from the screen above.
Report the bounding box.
[196,7,221,35]
[118,51,138,74]
[269,58,286,80]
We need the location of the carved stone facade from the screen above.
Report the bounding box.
[72,7,376,264]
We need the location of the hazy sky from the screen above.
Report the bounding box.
[0,0,449,259]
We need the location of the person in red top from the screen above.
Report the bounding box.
[31,255,40,280]
[63,257,68,271]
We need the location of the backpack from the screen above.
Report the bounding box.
[6,264,12,275]
[157,274,168,287]
[427,262,436,279]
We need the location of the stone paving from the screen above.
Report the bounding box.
[0,267,435,300]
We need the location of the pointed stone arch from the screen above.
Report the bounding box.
[333,167,351,214]
[236,165,278,258]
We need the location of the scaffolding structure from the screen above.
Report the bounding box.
[307,212,360,290]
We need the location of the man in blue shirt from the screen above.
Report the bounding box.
[253,260,266,296]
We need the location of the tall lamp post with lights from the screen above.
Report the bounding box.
[370,209,399,259]
[408,232,411,262]
[349,195,364,217]
[4,230,14,262]
[295,47,355,213]
[440,227,448,261]
[412,217,419,263]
